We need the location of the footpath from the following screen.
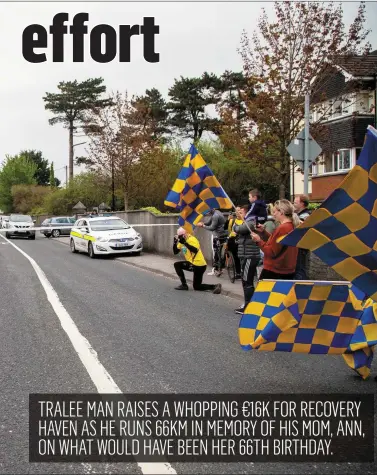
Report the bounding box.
[54,237,244,301]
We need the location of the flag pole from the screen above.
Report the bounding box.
[193,142,255,236]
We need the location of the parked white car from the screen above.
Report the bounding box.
[70,217,143,258]
[5,214,36,239]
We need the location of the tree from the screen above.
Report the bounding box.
[131,88,171,142]
[43,78,112,182]
[84,91,157,210]
[220,1,371,197]
[11,185,52,214]
[167,76,220,142]
[17,150,50,186]
[129,145,182,209]
[202,71,252,135]
[195,140,279,204]
[42,171,112,215]
[0,155,37,212]
[49,162,55,187]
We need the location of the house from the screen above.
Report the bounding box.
[291,50,377,202]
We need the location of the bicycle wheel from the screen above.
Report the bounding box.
[226,251,236,283]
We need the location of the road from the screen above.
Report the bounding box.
[0,234,375,474]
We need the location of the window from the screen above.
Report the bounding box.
[332,99,342,118]
[356,148,362,161]
[321,149,352,173]
[55,218,68,224]
[356,93,371,114]
[337,149,351,170]
[323,153,333,173]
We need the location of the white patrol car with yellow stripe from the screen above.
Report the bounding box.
[70,216,143,258]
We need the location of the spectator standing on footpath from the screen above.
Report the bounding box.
[293,195,311,221]
[224,207,243,279]
[233,204,261,315]
[197,209,228,276]
[293,194,312,279]
[173,227,222,294]
[265,203,278,234]
[250,200,299,280]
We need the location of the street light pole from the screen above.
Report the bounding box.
[111,156,115,211]
[71,141,87,184]
[304,94,310,195]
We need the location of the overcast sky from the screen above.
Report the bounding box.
[0,0,376,185]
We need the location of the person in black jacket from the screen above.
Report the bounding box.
[197,209,228,276]
[233,204,261,315]
[246,189,268,224]
[293,195,311,279]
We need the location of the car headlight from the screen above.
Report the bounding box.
[136,233,141,239]
[98,237,109,242]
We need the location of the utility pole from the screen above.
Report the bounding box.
[304,93,310,195]
[65,166,68,187]
[111,156,115,211]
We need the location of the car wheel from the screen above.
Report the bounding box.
[29,234,36,240]
[52,229,61,238]
[70,238,78,253]
[88,242,96,258]
[133,251,141,256]
[5,232,10,239]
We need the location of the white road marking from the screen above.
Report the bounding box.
[0,234,177,475]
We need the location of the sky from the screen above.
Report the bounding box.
[0,0,376,185]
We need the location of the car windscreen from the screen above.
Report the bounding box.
[89,219,130,231]
[10,215,32,222]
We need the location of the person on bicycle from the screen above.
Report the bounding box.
[197,209,228,276]
[173,227,222,294]
[233,204,261,315]
[225,207,243,279]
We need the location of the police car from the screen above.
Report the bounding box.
[70,216,143,258]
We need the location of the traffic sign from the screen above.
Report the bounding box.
[287,128,322,168]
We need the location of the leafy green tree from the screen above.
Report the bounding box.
[17,150,50,186]
[167,76,220,142]
[11,185,52,214]
[129,145,182,209]
[0,155,37,212]
[131,88,170,142]
[49,162,55,187]
[43,78,112,183]
[196,140,279,204]
[42,171,112,215]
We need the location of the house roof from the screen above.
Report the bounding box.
[311,51,377,103]
[335,50,377,77]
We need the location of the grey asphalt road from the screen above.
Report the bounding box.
[0,233,376,475]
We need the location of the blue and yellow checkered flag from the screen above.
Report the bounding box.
[281,125,377,300]
[239,280,377,379]
[164,144,232,233]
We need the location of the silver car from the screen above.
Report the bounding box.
[5,214,36,239]
[42,216,76,238]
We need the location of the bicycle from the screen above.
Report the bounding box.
[215,239,237,283]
